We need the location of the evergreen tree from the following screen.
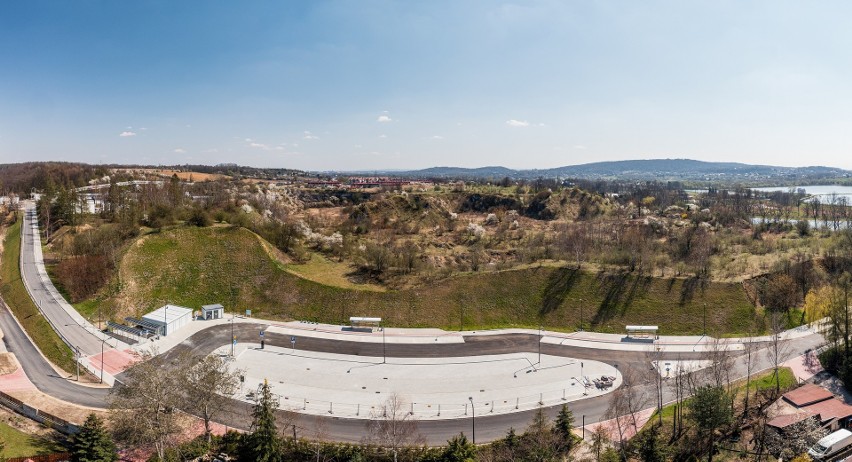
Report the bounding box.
[635,423,666,462]
[554,404,579,453]
[243,380,281,462]
[441,433,476,462]
[70,413,118,462]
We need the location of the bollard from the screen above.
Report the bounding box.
[515,397,519,409]
[303,398,306,410]
[490,400,494,413]
[438,404,441,416]
[539,393,543,406]
[562,388,566,400]
[357,404,360,416]
[465,403,468,416]
[410,402,414,415]
[329,402,333,414]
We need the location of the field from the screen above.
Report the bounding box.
[82,225,765,335]
[0,217,77,374]
[0,420,64,458]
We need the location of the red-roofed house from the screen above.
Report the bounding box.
[783,383,834,407]
[768,383,852,433]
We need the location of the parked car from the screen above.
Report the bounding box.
[809,429,852,460]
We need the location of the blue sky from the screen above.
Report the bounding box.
[3,1,852,171]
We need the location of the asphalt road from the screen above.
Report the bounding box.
[153,323,825,444]
[0,297,109,407]
[2,206,829,443]
[20,206,105,356]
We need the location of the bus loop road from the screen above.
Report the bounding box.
[7,201,828,443]
[0,295,826,443]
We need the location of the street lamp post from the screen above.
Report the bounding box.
[703,302,707,336]
[468,396,476,444]
[98,306,104,384]
[382,323,386,364]
[538,325,543,365]
[230,310,235,357]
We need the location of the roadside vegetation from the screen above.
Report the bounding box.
[0,420,65,458]
[0,213,77,374]
[18,163,852,336]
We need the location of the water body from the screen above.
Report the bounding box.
[750,185,852,203]
[750,217,851,231]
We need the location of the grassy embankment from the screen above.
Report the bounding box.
[0,421,64,458]
[77,225,767,335]
[0,217,76,373]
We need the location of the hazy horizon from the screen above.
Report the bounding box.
[4,1,852,171]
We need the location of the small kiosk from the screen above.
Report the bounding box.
[201,303,225,320]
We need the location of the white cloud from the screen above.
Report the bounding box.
[377,115,392,123]
[119,131,137,137]
[505,119,529,127]
[173,148,187,154]
[573,145,587,150]
[303,130,319,140]
[431,135,444,140]
[378,134,387,139]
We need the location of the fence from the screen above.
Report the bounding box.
[238,374,614,420]
[0,389,79,435]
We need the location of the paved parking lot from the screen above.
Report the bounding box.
[220,343,621,420]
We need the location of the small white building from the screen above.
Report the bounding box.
[201,303,225,320]
[142,305,192,336]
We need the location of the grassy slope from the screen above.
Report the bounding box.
[0,421,64,458]
[84,225,763,335]
[0,218,76,373]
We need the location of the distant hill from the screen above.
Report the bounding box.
[353,159,851,182]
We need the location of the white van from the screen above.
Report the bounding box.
[809,429,852,460]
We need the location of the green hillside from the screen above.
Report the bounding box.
[83,225,763,335]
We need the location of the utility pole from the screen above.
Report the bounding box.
[703,302,707,336]
[382,324,386,364]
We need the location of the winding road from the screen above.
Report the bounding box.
[0,204,827,444]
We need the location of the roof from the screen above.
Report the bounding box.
[142,305,193,324]
[807,398,852,423]
[202,304,224,311]
[784,384,834,407]
[766,411,816,429]
[350,317,382,323]
[626,325,658,331]
[818,429,852,447]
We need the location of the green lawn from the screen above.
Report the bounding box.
[0,421,64,458]
[647,366,797,428]
[77,225,768,335]
[1,216,77,373]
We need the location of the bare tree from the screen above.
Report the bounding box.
[182,354,242,442]
[589,424,610,462]
[364,394,423,457]
[646,347,665,426]
[109,350,184,460]
[605,371,646,460]
[741,334,759,418]
[767,312,791,394]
